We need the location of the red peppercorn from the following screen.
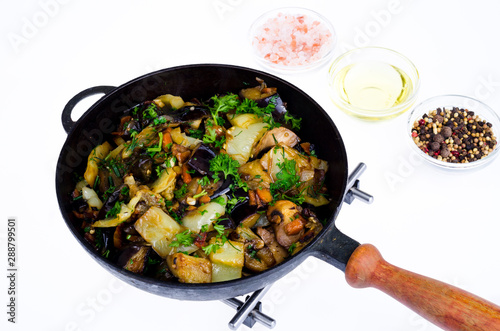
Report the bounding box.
[419,119,425,126]
[434,150,440,156]
[411,131,418,137]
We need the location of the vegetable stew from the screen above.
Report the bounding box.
[70,78,331,283]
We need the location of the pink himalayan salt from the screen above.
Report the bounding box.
[252,12,333,67]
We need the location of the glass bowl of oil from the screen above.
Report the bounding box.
[327,47,420,120]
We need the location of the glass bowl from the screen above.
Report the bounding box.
[407,95,500,170]
[249,7,336,74]
[327,46,420,121]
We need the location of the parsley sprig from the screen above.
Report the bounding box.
[169,230,195,248]
[209,154,248,192]
[203,127,226,148]
[209,94,239,125]
[201,218,238,255]
[269,148,305,204]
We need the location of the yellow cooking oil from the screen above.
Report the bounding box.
[333,61,413,116]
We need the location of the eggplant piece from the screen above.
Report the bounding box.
[218,215,236,230]
[117,245,151,274]
[148,259,176,281]
[230,200,257,226]
[209,177,233,200]
[256,93,287,119]
[168,105,210,123]
[71,191,89,214]
[130,157,154,183]
[128,102,159,128]
[90,227,115,258]
[115,115,142,141]
[97,184,128,220]
[97,167,122,197]
[187,143,216,175]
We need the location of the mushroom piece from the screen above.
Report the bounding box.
[266,200,301,225]
[239,78,277,101]
[231,225,272,273]
[252,127,300,157]
[256,227,288,264]
[266,200,307,248]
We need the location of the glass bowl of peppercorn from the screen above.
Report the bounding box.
[407,94,500,170]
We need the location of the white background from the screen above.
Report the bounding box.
[2,0,500,330]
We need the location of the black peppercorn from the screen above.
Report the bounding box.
[441,126,452,138]
[433,134,444,143]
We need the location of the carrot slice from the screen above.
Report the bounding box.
[255,188,273,204]
[181,164,192,184]
[162,129,173,151]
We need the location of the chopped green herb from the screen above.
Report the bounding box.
[211,196,227,206]
[193,190,207,199]
[269,148,304,204]
[169,230,195,247]
[93,175,100,191]
[187,128,204,139]
[226,195,246,213]
[143,104,158,120]
[209,94,240,125]
[147,132,163,153]
[200,224,209,233]
[174,183,188,199]
[155,165,164,177]
[284,112,302,130]
[203,127,226,149]
[105,201,122,219]
[198,176,211,187]
[213,223,226,236]
[132,106,139,116]
[153,117,167,126]
[209,153,248,191]
[202,241,221,255]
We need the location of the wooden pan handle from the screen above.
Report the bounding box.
[345,244,500,330]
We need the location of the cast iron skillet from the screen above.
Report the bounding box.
[56,64,500,330]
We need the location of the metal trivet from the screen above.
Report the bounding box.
[221,163,373,329]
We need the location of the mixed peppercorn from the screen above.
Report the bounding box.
[411,107,497,163]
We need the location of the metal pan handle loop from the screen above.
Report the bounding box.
[61,86,115,133]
